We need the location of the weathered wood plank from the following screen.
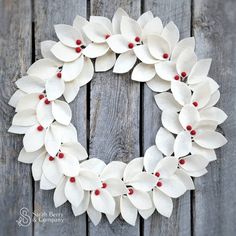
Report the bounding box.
[88,1,141,235]
[142,1,192,235]
[192,0,236,235]
[0,0,33,235]
[33,0,87,235]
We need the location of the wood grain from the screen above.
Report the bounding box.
[0,0,33,235]
[192,0,236,235]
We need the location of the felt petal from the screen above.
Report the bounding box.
[90,16,112,32]
[52,100,72,125]
[120,196,137,226]
[179,105,200,129]
[62,56,84,82]
[194,131,227,149]
[95,50,116,72]
[171,37,195,62]
[147,35,170,60]
[53,177,67,207]
[161,22,179,51]
[18,147,45,164]
[128,172,156,191]
[40,173,56,190]
[8,125,30,134]
[154,92,182,112]
[91,188,115,215]
[80,158,106,175]
[128,189,152,210]
[153,188,173,217]
[175,169,195,190]
[137,11,154,28]
[41,40,62,63]
[83,43,109,58]
[15,93,40,112]
[162,110,183,134]
[104,178,127,196]
[123,158,143,182]
[113,50,137,73]
[120,16,142,41]
[133,45,157,64]
[45,75,65,101]
[23,124,45,152]
[146,75,170,92]
[144,145,163,173]
[36,98,54,128]
[205,90,220,108]
[54,24,82,47]
[16,76,45,94]
[106,197,120,224]
[45,125,61,157]
[171,81,191,106]
[194,120,218,131]
[72,191,90,216]
[65,177,84,207]
[8,90,26,108]
[176,48,197,76]
[51,42,79,62]
[13,109,37,126]
[73,15,89,32]
[181,155,209,172]
[184,168,207,177]
[200,107,227,125]
[78,170,101,190]
[112,8,129,34]
[131,63,155,82]
[83,22,110,43]
[27,59,58,80]
[32,153,45,181]
[155,127,175,156]
[87,202,102,226]
[191,143,216,162]
[142,17,163,39]
[63,81,80,103]
[139,207,155,220]
[100,161,126,180]
[155,61,177,81]
[61,142,88,161]
[106,35,129,53]
[174,131,192,158]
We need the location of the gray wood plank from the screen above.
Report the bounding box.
[88,1,141,236]
[192,0,236,235]
[142,1,192,236]
[33,1,88,235]
[0,0,33,236]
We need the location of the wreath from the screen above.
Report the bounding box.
[9,8,227,226]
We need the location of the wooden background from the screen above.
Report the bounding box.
[0,0,235,235]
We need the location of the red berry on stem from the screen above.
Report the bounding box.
[75,47,81,53]
[57,72,62,78]
[181,72,187,77]
[190,130,196,135]
[163,53,169,59]
[135,36,140,42]
[156,181,162,187]
[37,125,44,131]
[76,39,82,45]
[95,189,100,196]
[186,125,192,131]
[193,101,198,107]
[174,75,180,80]
[128,188,134,195]
[39,94,44,100]
[128,43,134,49]
[105,34,110,39]
[179,159,186,165]
[102,182,107,188]
[155,172,160,177]
[49,156,54,161]
[58,153,64,159]
[44,99,50,105]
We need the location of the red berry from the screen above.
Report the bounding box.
[57,72,62,78]
[105,34,110,39]
[76,39,82,45]
[179,159,185,165]
[70,177,76,183]
[174,75,180,80]
[190,130,196,136]
[44,99,50,105]
[94,189,100,196]
[128,43,134,49]
[39,94,44,100]
[75,47,81,53]
[37,125,44,131]
[102,182,107,188]
[48,156,54,161]
[163,53,169,59]
[128,188,134,195]
[135,36,140,42]
[155,172,160,177]
[58,153,64,159]
[186,125,192,131]
[156,181,162,187]
[181,72,187,77]
[193,101,198,107]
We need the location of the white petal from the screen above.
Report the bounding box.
[123,158,143,182]
[174,131,192,158]
[153,188,173,217]
[142,17,163,39]
[83,22,110,43]
[40,173,56,190]
[52,100,72,125]
[133,45,157,64]
[16,76,45,93]
[194,131,227,149]
[179,105,200,129]
[41,40,62,63]
[90,16,112,32]
[155,127,175,156]
[91,188,115,215]
[95,50,116,72]
[32,152,45,181]
[161,22,179,51]
[200,107,227,125]
[137,11,154,29]
[72,191,90,216]
[194,120,217,132]
[180,155,209,172]
[184,168,207,177]
[112,8,129,34]
[61,142,88,161]
[120,196,137,226]
[144,145,163,173]
[13,109,37,126]
[139,207,155,220]
[27,59,58,80]
[65,177,84,207]
[128,189,152,210]
[8,125,30,134]
[54,177,67,207]
[100,161,126,180]
[155,61,177,81]
[54,24,82,47]
[104,178,127,196]
[120,16,142,41]
[204,90,220,108]
[62,56,84,82]
[131,63,155,82]
[63,81,80,103]
[106,197,120,224]
[191,142,216,162]
[16,93,40,112]
[175,169,194,190]
[23,124,45,152]
[113,50,137,73]
[162,110,183,134]
[36,98,54,128]
[18,147,45,164]
[106,35,129,53]
[171,81,191,106]
[80,158,106,175]
[83,43,109,58]
[51,42,79,62]
[154,92,181,112]
[73,15,89,32]
[87,202,102,225]
[147,35,170,60]
[146,75,170,92]
[8,90,26,108]
[45,76,65,101]
[78,170,101,190]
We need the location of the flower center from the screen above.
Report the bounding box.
[102,182,107,188]
[179,159,185,165]
[190,130,196,136]
[135,36,140,42]
[75,47,81,53]
[181,72,187,77]
[155,172,160,177]
[94,189,100,196]
[76,39,82,45]
[192,101,198,107]
[57,72,62,78]
[156,181,162,187]
[44,99,50,105]
[70,177,76,183]
[48,156,54,161]
[58,152,64,159]
[128,188,134,195]
[105,34,110,39]
[174,75,180,80]
[37,125,44,131]
[128,43,134,49]
[162,53,169,59]
[39,94,45,100]
[186,125,192,131]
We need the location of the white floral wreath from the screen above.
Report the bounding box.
[9,8,228,226]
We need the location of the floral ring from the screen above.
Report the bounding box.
[9,8,227,226]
